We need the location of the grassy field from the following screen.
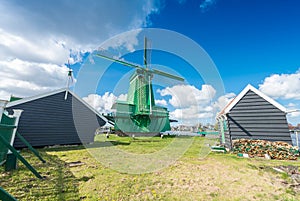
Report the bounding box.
[1,135,300,200]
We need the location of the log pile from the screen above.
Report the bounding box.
[232,139,299,160]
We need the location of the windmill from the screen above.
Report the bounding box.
[96,37,184,136]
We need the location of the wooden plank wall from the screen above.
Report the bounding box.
[7,91,106,148]
[226,90,291,145]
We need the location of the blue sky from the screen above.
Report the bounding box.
[0,0,299,125]
[148,0,300,91]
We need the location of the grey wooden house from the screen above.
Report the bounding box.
[6,89,107,148]
[216,84,291,148]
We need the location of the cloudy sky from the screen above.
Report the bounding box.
[1,0,300,125]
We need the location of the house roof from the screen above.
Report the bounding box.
[217,84,287,118]
[6,88,108,123]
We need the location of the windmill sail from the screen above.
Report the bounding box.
[152,69,184,81]
[96,53,143,70]
[144,37,152,68]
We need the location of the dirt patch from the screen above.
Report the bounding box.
[271,165,300,193]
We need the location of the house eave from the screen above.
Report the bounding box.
[6,88,108,123]
[223,84,287,114]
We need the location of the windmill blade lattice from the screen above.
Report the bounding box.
[95,53,143,70]
[151,68,184,81]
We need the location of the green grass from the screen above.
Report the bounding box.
[1,135,300,200]
[94,134,177,154]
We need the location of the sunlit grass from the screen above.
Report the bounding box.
[1,134,300,200]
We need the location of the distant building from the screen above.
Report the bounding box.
[6,89,107,148]
[216,84,291,149]
[289,123,300,131]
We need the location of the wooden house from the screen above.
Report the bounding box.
[6,89,107,148]
[216,84,291,148]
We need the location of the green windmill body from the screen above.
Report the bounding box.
[97,37,184,136]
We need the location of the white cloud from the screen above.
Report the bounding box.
[0,1,161,99]
[0,91,11,101]
[156,84,238,125]
[157,84,216,108]
[199,0,217,12]
[288,103,296,107]
[99,29,141,53]
[118,94,128,101]
[0,58,70,98]
[286,102,300,119]
[259,69,300,100]
[0,1,160,44]
[288,111,300,118]
[83,86,237,126]
[0,1,160,50]
[0,29,69,64]
[157,84,217,125]
[83,92,127,114]
[170,105,214,120]
[155,99,167,106]
[287,105,300,124]
[84,87,216,125]
[259,70,300,125]
[213,92,236,112]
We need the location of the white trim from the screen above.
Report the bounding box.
[0,99,8,121]
[6,88,108,123]
[8,109,23,154]
[223,84,287,114]
[7,88,68,107]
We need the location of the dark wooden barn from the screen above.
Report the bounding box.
[6,89,107,148]
[216,84,291,149]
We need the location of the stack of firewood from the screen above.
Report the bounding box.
[232,139,299,160]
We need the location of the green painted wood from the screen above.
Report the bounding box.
[0,134,42,179]
[0,187,18,201]
[198,131,219,135]
[5,153,17,171]
[16,132,45,163]
[0,114,16,165]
